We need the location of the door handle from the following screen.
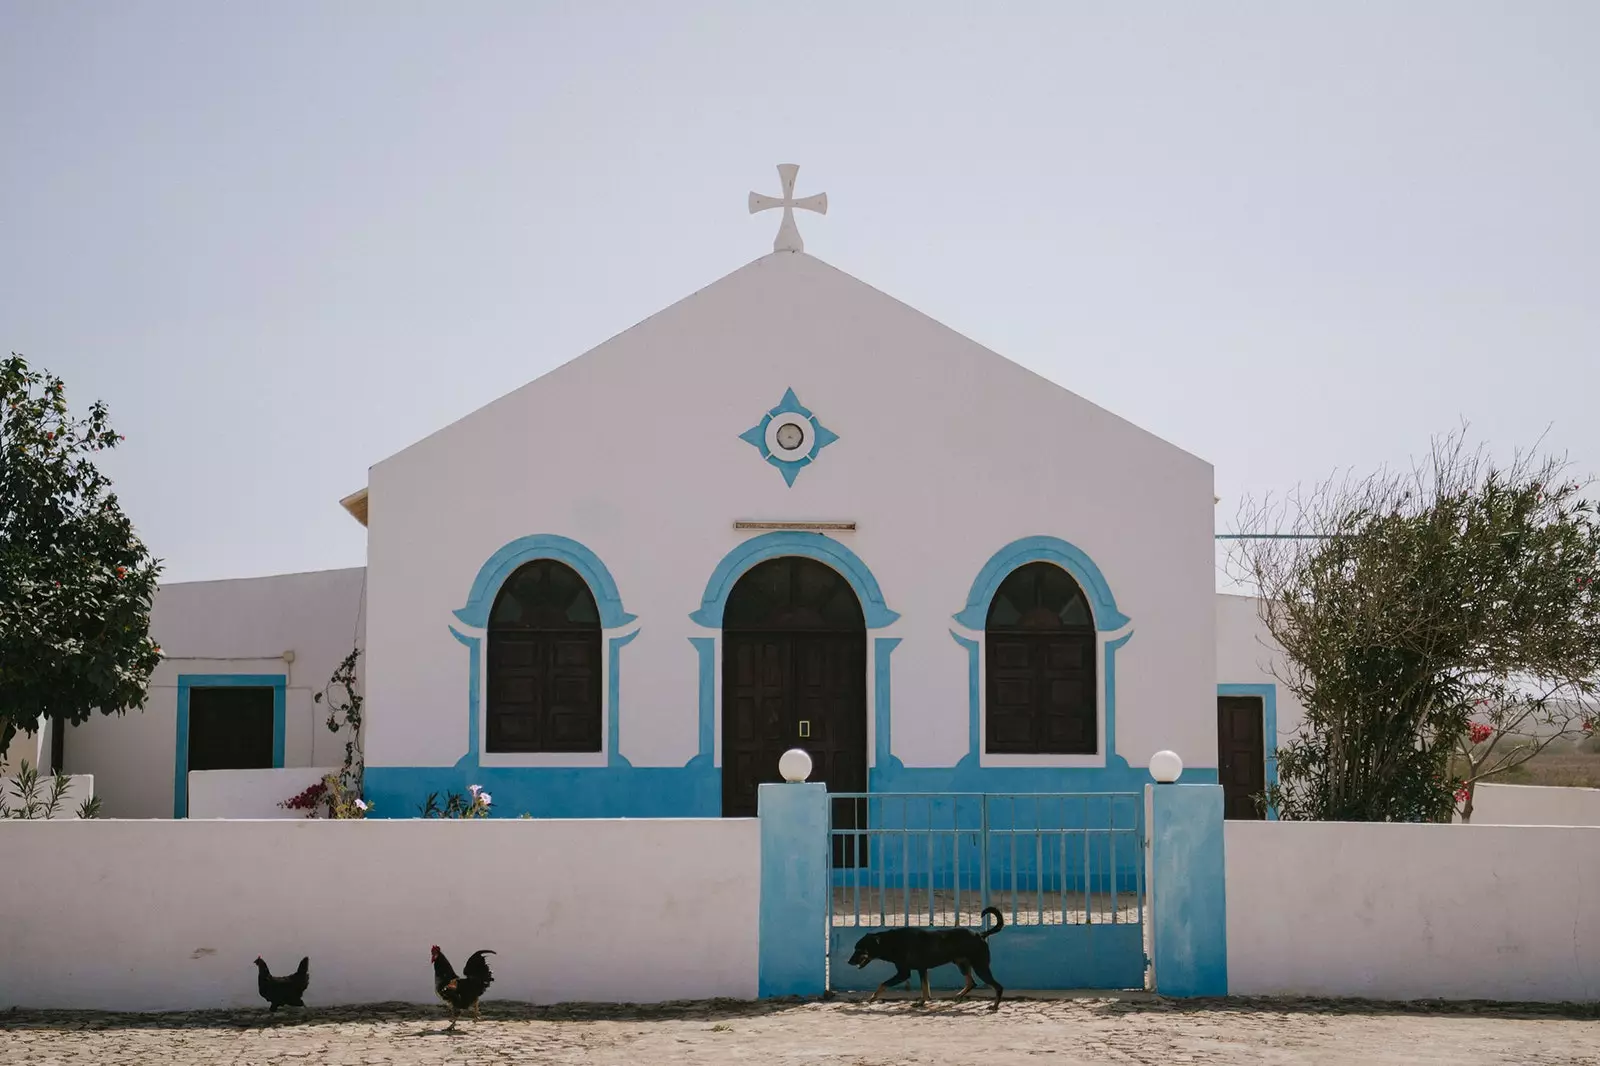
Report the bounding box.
[798,720,811,738]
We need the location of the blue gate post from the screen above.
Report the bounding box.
[758,780,828,998]
[1145,775,1228,997]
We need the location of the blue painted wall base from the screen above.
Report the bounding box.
[1146,783,1227,997]
[758,782,828,999]
[363,765,721,818]
[362,762,1219,820]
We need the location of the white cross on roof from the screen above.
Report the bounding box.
[748,164,827,253]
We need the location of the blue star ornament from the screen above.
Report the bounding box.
[739,387,840,486]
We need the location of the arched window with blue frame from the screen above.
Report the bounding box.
[984,561,1097,755]
[486,559,603,753]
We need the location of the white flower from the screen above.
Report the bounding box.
[477,792,492,807]
[468,784,482,795]
[354,799,368,811]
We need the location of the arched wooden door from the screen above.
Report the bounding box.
[721,556,867,820]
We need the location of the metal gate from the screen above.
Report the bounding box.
[826,792,1147,992]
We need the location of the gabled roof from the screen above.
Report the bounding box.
[337,250,1208,523]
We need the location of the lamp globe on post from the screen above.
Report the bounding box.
[779,748,814,783]
[1149,750,1184,784]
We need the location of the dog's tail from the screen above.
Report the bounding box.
[978,905,1005,939]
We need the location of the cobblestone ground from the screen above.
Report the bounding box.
[3,996,1597,1065]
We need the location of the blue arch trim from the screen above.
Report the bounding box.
[1102,632,1134,770]
[686,637,717,768]
[952,535,1130,632]
[454,534,636,630]
[690,531,900,629]
[447,627,481,771]
[873,637,903,771]
[607,629,640,768]
[949,631,981,771]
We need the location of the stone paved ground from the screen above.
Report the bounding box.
[3,996,1597,1065]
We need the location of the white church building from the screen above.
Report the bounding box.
[49,167,1301,822]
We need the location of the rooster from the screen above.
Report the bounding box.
[430,945,496,1028]
[253,955,309,1012]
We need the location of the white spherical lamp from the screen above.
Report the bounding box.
[778,748,814,783]
[1149,750,1184,784]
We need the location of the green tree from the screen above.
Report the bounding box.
[1229,431,1600,822]
[0,354,163,759]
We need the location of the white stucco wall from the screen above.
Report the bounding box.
[1226,821,1600,1002]
[188,767,340,819]
[64,567,366,818]
[365,252,1217,775]
[0,817,759,1010]
[1464,782,1600,827]
[1215,593,1307,748]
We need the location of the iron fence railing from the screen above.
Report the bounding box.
[826,791,1144,929]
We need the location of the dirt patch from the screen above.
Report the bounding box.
[4,996,1598,1065]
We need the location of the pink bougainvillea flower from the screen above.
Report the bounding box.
[355,798,368,811]
[1454,786,1470,803]
[1468,723,1494,745]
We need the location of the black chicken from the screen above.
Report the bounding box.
[430,945,496,1028]
[253,955,310,1012]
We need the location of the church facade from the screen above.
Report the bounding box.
[355,247,1220,818]
[55,189,1302,821]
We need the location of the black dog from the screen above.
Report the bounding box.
[848,905,1005,1010]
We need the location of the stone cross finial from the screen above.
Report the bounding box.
[748,163,827,253]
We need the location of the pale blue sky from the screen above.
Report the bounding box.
[3,2,1595,586]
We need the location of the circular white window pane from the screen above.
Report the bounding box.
[764,416,811,462]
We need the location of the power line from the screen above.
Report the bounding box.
[1215,534,1338,540]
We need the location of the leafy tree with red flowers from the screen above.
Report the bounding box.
[0,354,162,759]
[1228,429,1600,822]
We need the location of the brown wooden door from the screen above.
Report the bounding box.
[1217,695,1266,820]
[720,556,868,828]
[984,561,1098,755]
[188,687,275,772]
[721,631,866,817]
[722,634,790,818]
[791,634,868,798]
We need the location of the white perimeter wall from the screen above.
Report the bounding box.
[188,768,340,819]
[1465,783,1600,827]
[0,817,759,1010]
[1226,821,1600,1002]
[64,567,366,818]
